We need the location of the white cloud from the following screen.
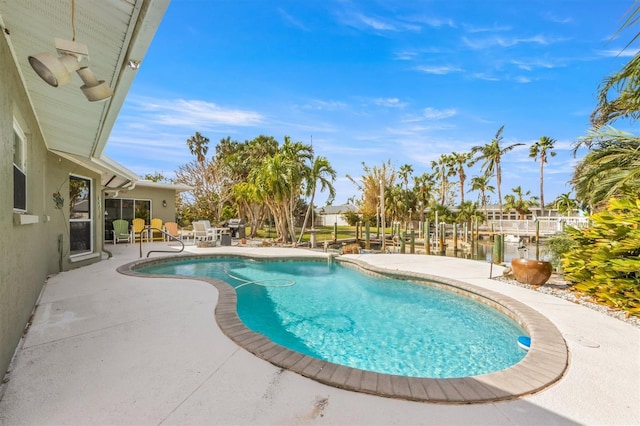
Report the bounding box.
[511,59,557,71]
[515,76,533,83]
[373,97,407,108]
[415,65,463,75]
[423,107,457,120]
[462,34,565,49]
[463,23,512,33]
[300,99,348,111]
[598,48,640,58]
[278,8,309,31]
[357,14,396,31]
[130,97,263,129]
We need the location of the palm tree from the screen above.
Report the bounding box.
[504,186,539,220]
[431,153,455,206]
[468,174,495,222]
[398,164,414,190]
[553,192,578,217]
[471,126,524,215]
[297,156,336,243]
[590,2,640,127]
[529,136,557,216]
[413,172,436,223]
[571,128,640,211]
[456,200,484,232]
[450,151,472,204]
[250,137,313,242]
[186,132,209,163]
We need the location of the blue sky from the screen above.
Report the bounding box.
[106,0,637,206]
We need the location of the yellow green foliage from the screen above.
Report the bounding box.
[563,198,640,317]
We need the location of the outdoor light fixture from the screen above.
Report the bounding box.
[29,38,113,102]
[162,200,167,207]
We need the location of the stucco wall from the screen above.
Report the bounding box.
[0,34,51,380]
[107,185,177,224]
[0,32,104,380]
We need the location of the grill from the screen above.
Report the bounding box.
[227,219,245,239]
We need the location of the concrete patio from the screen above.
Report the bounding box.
[0,242,638,425]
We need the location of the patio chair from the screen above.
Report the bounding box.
[164,221,180,241]
[150,217,164,241]
[112,219,131,244]
[131,218,148,242]
[201,220,222,241]
[193,221,212,242]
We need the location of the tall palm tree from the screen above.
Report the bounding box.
[468,174,495,222]
[529,136,556,216]
[186,132,209,163]
[398,164,414,191]
[471,126,524,215]
[297,156,336,243]
[431,153,455,206]
[413,172,436,223]
[450,151,472,204]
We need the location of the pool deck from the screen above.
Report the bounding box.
[1,242,638,425]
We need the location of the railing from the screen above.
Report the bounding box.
[489,217,590,236]
[139,226,185,258]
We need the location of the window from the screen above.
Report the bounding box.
[104,198,151,241]
[13,120,26,212]
[69,175,92,256]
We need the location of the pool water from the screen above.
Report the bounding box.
[139,257,527,378]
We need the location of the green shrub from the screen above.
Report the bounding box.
[563,198,640,317]
[545,233,576,272]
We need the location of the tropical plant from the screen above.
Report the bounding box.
[413,172,436,223]
[504,186,539,220]
[562,198,640,317]
[297,155,336,243]
[545,232,575,273]
[346,160,396,223]
[186,131,209,163]
[398,164,414,191]
[431,153,455,206]
[553,192,578,217]
[455,200,484,231]
[450,151,472,204]
[529,136,556,216]
[471,126,524,214]
[571,127,640,211]
[590,2,640,127]
[469,174,495,222]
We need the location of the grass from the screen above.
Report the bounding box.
[253,225,390,242]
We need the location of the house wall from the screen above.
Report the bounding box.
[319,213,350,227]
[0,32,104,380]
[107,185,177,224]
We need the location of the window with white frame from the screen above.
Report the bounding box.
[69,175,92,256]
[13,120,26,212]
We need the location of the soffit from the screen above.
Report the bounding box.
[0,0,169,179]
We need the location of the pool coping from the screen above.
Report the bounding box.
[118,253,569,404]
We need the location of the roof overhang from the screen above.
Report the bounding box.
[0,0,170,187]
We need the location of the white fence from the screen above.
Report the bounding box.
[489,217,589,236]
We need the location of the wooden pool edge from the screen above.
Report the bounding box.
[118,253,569,404]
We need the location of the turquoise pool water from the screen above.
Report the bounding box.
[138,257,527,378]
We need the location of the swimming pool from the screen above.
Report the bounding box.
[124,253,568,403]
[137,257,526,378]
